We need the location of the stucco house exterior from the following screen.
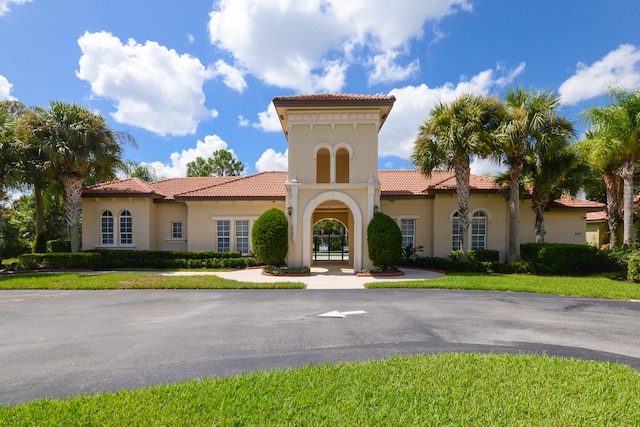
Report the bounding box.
[82,94,604,270]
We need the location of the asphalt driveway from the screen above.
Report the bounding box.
[1,288,639,405]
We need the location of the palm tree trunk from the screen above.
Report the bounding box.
[60,174,85,253]
[454,157,471,261]
[603,172,619,248]
[34,185,45,235]
[621,160,635,247]
[508,158,521,262]
[533,204,545,243]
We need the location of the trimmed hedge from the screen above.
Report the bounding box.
[627,256,640,282]
[18,253,101,270]
[252,208,288,266]
[520,242,617,275]
[87,249,259,270]
[367,212,402,270]
[451,249,500,262]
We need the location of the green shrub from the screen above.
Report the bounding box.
[451,249,500,262]
[251,208,288,266]
[520,242,618,275]
[18,253,100,269]
[32,233,47,254]
[47,239,71,253]
[627,256,640,282]
[85,249,256,270]
[367,212,402,270]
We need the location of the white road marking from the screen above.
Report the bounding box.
[317,310,367,318]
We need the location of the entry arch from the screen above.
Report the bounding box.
[302,191,363,271]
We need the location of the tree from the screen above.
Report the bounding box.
[520,116,586,243]
[576,130,622,248]
[39,101,132,252]
[367,212,402,270]
[251,208,288,266]
[0,101,24,259]
[582,88,640,247]
[411,93,504,260]
[496,87,564,262]
[120,159,160,182]
[186,149,244,177]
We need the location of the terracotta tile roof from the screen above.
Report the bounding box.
[83,178,157,196]
[174,172,287,199]
[549,195,605,210]
[586,211,607,222]
[272,93,396,105]
[84,171,604,212]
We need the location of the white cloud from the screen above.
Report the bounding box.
[559,44,640,105]
[76,31,214,136]
[379,63,525,160]
[211,59,247,92]
[254,102,282,132]
[0,74,15,100]
[0,0,30,16]
[367,50,420,85]
[208,0,471,92]
[146,134,231,178]
[256,148,288,171]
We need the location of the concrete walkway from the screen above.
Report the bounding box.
[159,265,445,289]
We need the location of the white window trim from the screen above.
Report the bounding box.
[211,216,256,253]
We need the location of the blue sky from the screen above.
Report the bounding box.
[2,0,640,178]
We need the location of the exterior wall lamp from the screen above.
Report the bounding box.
[287,205,293,216]
[373,205,379,215]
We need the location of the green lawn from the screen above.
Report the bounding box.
[367,272,640,300]
[0,272,305,290]
[1,353,638,426]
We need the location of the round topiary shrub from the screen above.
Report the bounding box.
[252,208,288,266]
[367,212,402,270]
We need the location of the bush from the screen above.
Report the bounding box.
[520,242,618,275]
[32,233,47,254]
[18,253,100,269]
[47,239,71,253]
[367,212,402,270]
[251,208,288,266]
[451,249,500,262]
[86,249,257,270]
[627,256,640,282]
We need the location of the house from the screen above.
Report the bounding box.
[82,94,604,269]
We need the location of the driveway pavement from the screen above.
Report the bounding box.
[1,283,639,405]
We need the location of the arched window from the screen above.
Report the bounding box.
[451,212,461,251]
[316,147,330,183]
[120,210,132,245]
[101,211,114,245]
[471,211,487,250]
[335,147,350,183]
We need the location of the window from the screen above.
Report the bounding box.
[401,219,415,249]
[236,220,250,255]
[171,221,183,239]
[451,212,461,251]
[101,211,114,245]
[120,210,132,245]
[335,147,350,183]
[217,220,230,252]
[316,148,330,183]
[471,211,487,250]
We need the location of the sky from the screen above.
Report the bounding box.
[2,0,640,179]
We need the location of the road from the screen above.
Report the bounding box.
[1,289,639,405]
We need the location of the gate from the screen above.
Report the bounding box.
[313,232,349,261]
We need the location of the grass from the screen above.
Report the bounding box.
[1,353,638,425]
[0,272,305,290]
[367,272,640,300]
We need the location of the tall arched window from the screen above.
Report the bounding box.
[120,210,132,245]
[101,211,114,245]
[451,212,461,251]
[335,147,350,183]
[471,211,487,250]
[316,148,330,183]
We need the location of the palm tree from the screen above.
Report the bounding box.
[411,93,504,260]
[582,88,640,247]
[0,101,24,258]
[496,87,564,262]
[575,130,622,248]
[120,159,160,182]
[40,101,132,252]
[521,116,587,242]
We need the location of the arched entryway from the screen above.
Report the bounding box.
[312,218,349,263]
[302,191,363,271]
